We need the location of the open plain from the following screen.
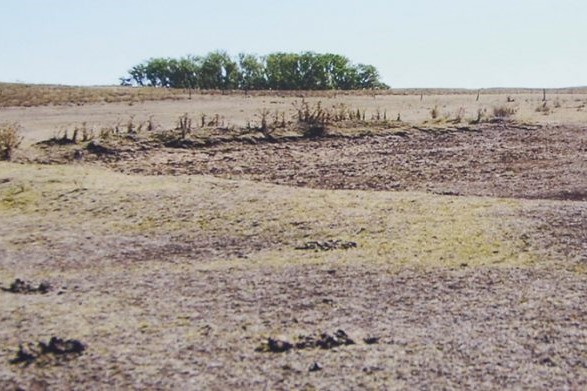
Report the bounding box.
[1,86,586,389]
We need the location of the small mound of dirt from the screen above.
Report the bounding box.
[363,336,380,345]
[36,137,77,147]
[262,338,293,353]
[10,337,86,367]
[295,240,357,251]
[2,278,51,294]
[256,329,359,353]
[85,141,117,155]
[298,329,356,350]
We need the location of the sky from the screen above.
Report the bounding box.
[1,0,586,88]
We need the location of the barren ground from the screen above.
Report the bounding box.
[1,89,586,390]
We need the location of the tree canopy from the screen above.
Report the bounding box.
[121,51,389,90]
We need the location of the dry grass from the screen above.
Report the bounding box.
[2,88,587,147]
[1,162,584,389]
[0,83,186,108]
[0,124,23,160]
[492,105,517,119]
[0,162,539,275]
[1,85,587,388]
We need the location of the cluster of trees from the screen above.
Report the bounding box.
[121,51,389,90]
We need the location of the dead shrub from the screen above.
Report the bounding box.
[293,99,328,126]
[535,102,551,115]
[492,105,516,119]
[256,108,271,133]
[0,123,24,160]
[453,107,466,123]
[176,113,192,138]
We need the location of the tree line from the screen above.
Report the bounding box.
[120,51,389,90]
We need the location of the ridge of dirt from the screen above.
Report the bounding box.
[30,122,584,202]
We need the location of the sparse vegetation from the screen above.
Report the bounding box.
[2,87,587,390]
[255,108,271,134]
[0,82,184,108]
[0,123,23,160]
[535,102,551,115]
[471,108,488,124]
[176,113,193,138]
[453,107,465,123]
[492,105,517,119]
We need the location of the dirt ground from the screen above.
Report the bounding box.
[92,122,585,202]
[1,90,586,390]
[2,89,587,146]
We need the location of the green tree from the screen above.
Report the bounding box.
[265,52,301,89]
[127,63,147,86]
[321,54,357,89]
[122,51,388,90]
[355,64,388,89]
[168,56,201,89]
[238,53,266,90]
[199,51,239,90]
[143,57,174,87]
[297,52,328,90]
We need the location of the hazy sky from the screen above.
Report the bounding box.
[1,0,585,88]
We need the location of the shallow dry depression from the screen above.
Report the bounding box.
[1,91,587,390]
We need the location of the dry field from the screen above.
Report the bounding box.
[1,86,586,389]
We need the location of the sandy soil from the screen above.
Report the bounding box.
[1,91,586,390]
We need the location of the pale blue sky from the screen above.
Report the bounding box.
[1,0,585,88]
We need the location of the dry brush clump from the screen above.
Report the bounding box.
[535,102,551,115]
[492,105,517,120]
[176,113,193,138]
[470,108,488,124]
[251,109,288,137]
[291,99,393,138]
[0,123,24,160]
[98,116,159,140]
[38,116,160,148]
[293,99,334,138]
[427,105,466,124]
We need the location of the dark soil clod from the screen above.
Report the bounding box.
[9,337,86,367]
[258,329,358,353]
[295,240,357,251]
[40,337,86,356]
[255,337,293,353]
[2,279,51,294]
[267,338,293,353]
[85,141,116,155]
[363,336,380,345]
[9,345,36,366]
[309,362,323,372]
[297,329,355,350]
